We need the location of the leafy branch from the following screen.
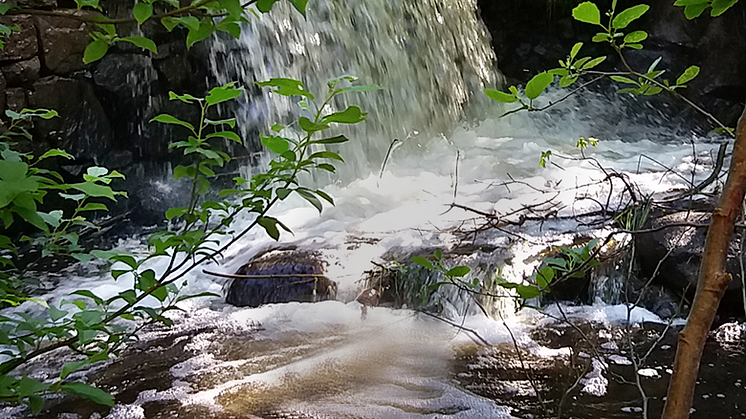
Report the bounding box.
[485,1,735,138]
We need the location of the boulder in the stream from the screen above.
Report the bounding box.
[225,249,337,307]
[634,210,745,317]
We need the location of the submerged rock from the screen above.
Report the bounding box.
[225,249,337,307]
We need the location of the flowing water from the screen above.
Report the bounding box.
[4,1,745,418]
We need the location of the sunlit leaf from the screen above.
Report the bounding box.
[446,266,471,278]
[410,256,434,270]
[133,2,153,24]
[612,5,649,30]
[118,36,157,54]
[61,383,114,406]
[484,88,518,103]
[572,2,601,25]
[205,83,243,105]
[151,114,195,132]
[676,65,700,85]
[83,40,109,64]
[525,72,554,100]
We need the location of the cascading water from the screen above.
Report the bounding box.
[5,1,740,418]
[208,0,500,179]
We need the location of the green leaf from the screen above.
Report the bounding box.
[572,2,601,25]
[165,207,188,220]
[299,117,329,133]
[73,290,104,306]
[205,83,243,105]
[118,36,157,54]
[624,30,648,43]
[612,5,649,29]
[676,65,700,85]
[314,189,334,205]
[288,0,308,16]
[516,284,542,299]
[256,0,280,13]
[111,270,129,280]
[276,188,292,200]
[525,72,554,100]
[206,131,242,143]
[220,0,244,18]
[133,2,153,24]
[17,377,49,397]
[711,0,738,16]
[683,3,708,18]
[80,203,108,212]
[322,106,367,124]
[216,19,241,38]
[61,383,114,406]
[626,43,643,50]
[75,0,101,11]
[309,135,349,145]
[49,305,68,322]
[255,78,314,99]
[559,75,578,88]
[446,266,471,278]
[536,266,555,288]
[257,216,280,240]
[61,352,110,380]
[0,4,19,14]
[296,188,323,212]
[38,149,73,161]
[83,40,109,64]
[260,134,290,154]
[410,256,434,270]
[0,160,29,181]
[592,33,611,43]
[316,163,336,172]
[611,75,638,85]
[570,42,583,59]
[151,114,195,132]
[581,56,606,70]
[161,16,179,31]
[28,395,44,414]
[69,182,117,201]
[186,21,215,48]
[644,86,663,95]
[151,285,168,302]
[173,165,197,179]
[308,151,344,162]
[484,88,518,103]
[205,118,237,128]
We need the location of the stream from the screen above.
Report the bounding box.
[3,0,746,418]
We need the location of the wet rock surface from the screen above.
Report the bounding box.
[0,1,212,227]
[453,320,746,419]
[225,249,338,308]
[634,210,745,318]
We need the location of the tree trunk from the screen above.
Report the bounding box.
[661,105,746,419]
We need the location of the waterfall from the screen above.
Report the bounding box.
[209,0,501,180]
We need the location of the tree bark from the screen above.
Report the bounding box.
[662,105,746,419]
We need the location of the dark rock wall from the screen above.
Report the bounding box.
[0,1,212,223]
[477,0,746,126]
